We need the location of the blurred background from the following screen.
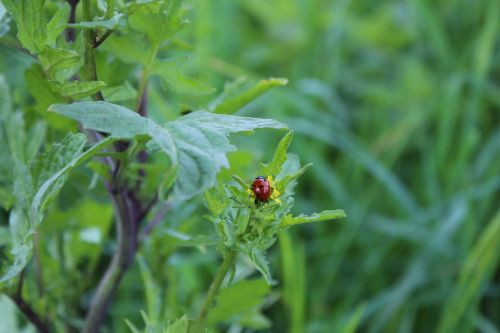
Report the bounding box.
[178,1,500,332]
[1,0,499,332]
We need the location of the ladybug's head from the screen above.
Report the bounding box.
[255,176,266,180]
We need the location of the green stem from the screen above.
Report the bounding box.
[197,249,236,324]
[82,0,103,100]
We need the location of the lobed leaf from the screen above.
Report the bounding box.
[163,111,287,200]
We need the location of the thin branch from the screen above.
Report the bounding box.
[10,270,53,333]
[65,0,80,42]
[93,29,115,48]
[197,249,236,324]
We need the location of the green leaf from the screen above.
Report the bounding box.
[165,316,189,333]
[437,210,500,333]
[212,77,288,114]
[0,2,10,38]
[46,3,69,45]
[48,102,177,162]
[163,111,287,200]
[49,102,287,201]
[246,247,273,284]
[68,12,123,30]
[39,47,80,78]
[2,0,46,53]
[280,210,347,228]
[102,32,150,65]
[49,81,107,99]
[151,59,215,95]
[128,0,184,46]
[138,257,161,326]
[260,131,293,177]
[102,81,138,102]
[208,279,270,326]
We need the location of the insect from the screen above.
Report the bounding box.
[251,176,271,202]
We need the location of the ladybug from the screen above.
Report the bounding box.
[251,176,271,202]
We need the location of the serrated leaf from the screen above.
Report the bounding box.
[50,81,107,99]
[212,77,288,114]
[69,12,123,30]
[280,210,347,228]
[165,316,189,333]
[49,102,286,201]
[260,131,293,177]
[246,247,273,284]
[39,47,80,78]
[128,0,184,46]
[151,59,215,95]
[30,136,115,236]
[276,162,313,190]
[48,102,177,162]
[163,111,287,200]
[208,279,270,326]
[2,0,46,53]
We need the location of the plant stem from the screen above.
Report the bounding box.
[82,193,137,333]
[10,270,52,333]
[81,0,103,100]
[197,249,236,324]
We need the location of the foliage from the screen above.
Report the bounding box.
[1,0,499,332]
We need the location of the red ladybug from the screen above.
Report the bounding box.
[252,176,271,202]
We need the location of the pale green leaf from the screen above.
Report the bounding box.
[260,131,293,177]
[165,316,189,333]
[151,59,215,95]
[212,77,288,114]
[50,81,107,99]
[138,256,161,325]
[162,111,287,200]
[69,12,123,30]
[280,210,347,228]
[39,47,80,78]
[48,102,177,163]
[49,102,286,201]
[2,0,46,53]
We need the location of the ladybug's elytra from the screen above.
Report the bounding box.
[251,176,271,202]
